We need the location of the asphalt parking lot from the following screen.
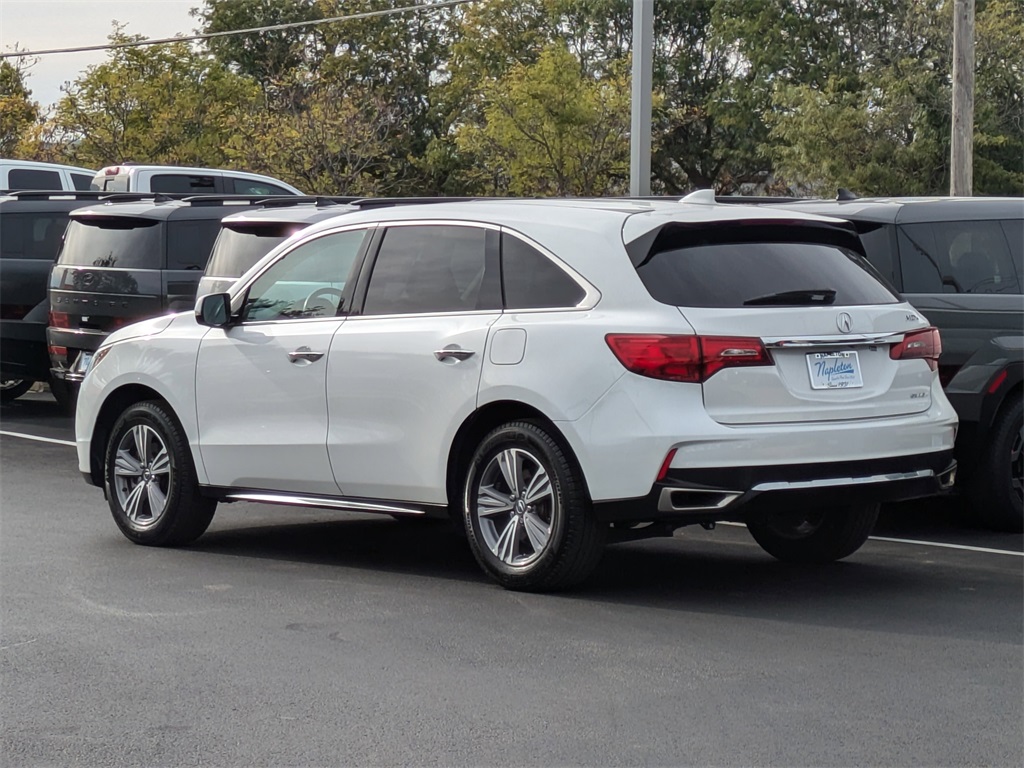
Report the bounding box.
[2,392,1022,767]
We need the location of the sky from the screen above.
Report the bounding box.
[1,0,200,109]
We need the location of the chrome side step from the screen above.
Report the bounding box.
[222,491,430,517]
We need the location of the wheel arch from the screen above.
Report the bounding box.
[88,383,175,487]
[446,400,588,518]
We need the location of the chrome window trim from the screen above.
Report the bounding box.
[761,331,906,348]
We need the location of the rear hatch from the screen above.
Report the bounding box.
[49,215,165,335]
[632,221,937,425]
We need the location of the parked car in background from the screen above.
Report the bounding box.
[0,190,149,405]
[48,195,293,405]
[90,165,303,196]
[774,196,1023,531]
[1,159,96,192]
[76,196,956,591]
[198,196,358,298]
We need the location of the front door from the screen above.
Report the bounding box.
[196,227,368,494]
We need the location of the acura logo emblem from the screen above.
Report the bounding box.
[836,312,853,333]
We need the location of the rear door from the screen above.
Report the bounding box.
[633,223,934,425]
[326,223,502,504]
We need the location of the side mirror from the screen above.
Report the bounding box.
[195,292,232,327]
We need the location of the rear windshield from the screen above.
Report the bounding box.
[59,218,162,268]
[635,225,899,308]
[205,223,304,278]
[1,212,72,260]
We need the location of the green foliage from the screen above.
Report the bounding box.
[0,59,40,156]
[52,31,261,169]
[457,44,630,196]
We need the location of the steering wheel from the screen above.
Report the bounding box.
[302,287,344,315]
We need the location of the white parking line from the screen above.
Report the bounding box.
[0,430,76,447]
[718,520,1023,557]
[868,536,1023,557]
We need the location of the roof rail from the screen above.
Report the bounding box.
[2,190,119,201]
[98,192,185,203]
[712,195,803,204]
[348,196,482,209]
[255,195,360,209]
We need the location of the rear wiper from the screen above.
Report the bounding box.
[743,289,837,306]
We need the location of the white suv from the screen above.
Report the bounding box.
[75,196,958,591]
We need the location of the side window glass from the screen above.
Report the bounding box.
[243,229,365,322]
[8,169,62,190]
[151,174,217,194]
[363,225,498,315]
[230,178,291,196]
[502,233,584,309]
[166,220,224,271]
[999,219,1023,294]
[902,220,1017,294]
[71,173,93,191]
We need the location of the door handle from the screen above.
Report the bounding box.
[434,347,476,362]
[288,346,325,363]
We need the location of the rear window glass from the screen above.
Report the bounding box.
[59,218,162,268]
[0,213,72,260]
[151,174,217,194]
[166,219,224,271]
[636,226,898,308]
[7,168,62,190]
[206,224,304,279]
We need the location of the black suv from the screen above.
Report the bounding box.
[47,195,291,399]
[0,191,153,404]
[775,196,1023,531]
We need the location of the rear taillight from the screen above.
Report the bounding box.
[49,311,70,328]
[889,327,941,371]
[605,334,771,383]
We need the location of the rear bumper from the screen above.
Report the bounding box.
[595,450,957,524]
[47,326,107,383]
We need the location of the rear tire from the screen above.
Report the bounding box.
[0,379,33,403]
[462,421,606,591]
[104,400,216,546]
[974,396,1023,532]
[747,504,879,563]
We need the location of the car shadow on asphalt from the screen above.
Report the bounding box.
[188,515,1021,643]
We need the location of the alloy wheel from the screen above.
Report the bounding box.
[475,447,555,567]
[113,424,172,529]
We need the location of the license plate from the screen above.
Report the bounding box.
[75,351,93,374]
[806,351,863,389]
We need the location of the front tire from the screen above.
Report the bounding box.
[104,400,216,546]
[747,504,880,563]
[463,421,606,591]
[974,396,1023,532]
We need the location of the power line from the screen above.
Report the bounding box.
[0,0,477,59]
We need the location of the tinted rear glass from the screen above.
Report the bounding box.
[205,224,301,278]
[636,226,898,308]
[59,218,162,268]
[1,212,72,260]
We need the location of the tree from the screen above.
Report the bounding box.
[0,58,40,156]
[52,30,260,169]
[458,44,630,196]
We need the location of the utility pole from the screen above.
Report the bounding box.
[630,0,654,197]
[950,0,975,196]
